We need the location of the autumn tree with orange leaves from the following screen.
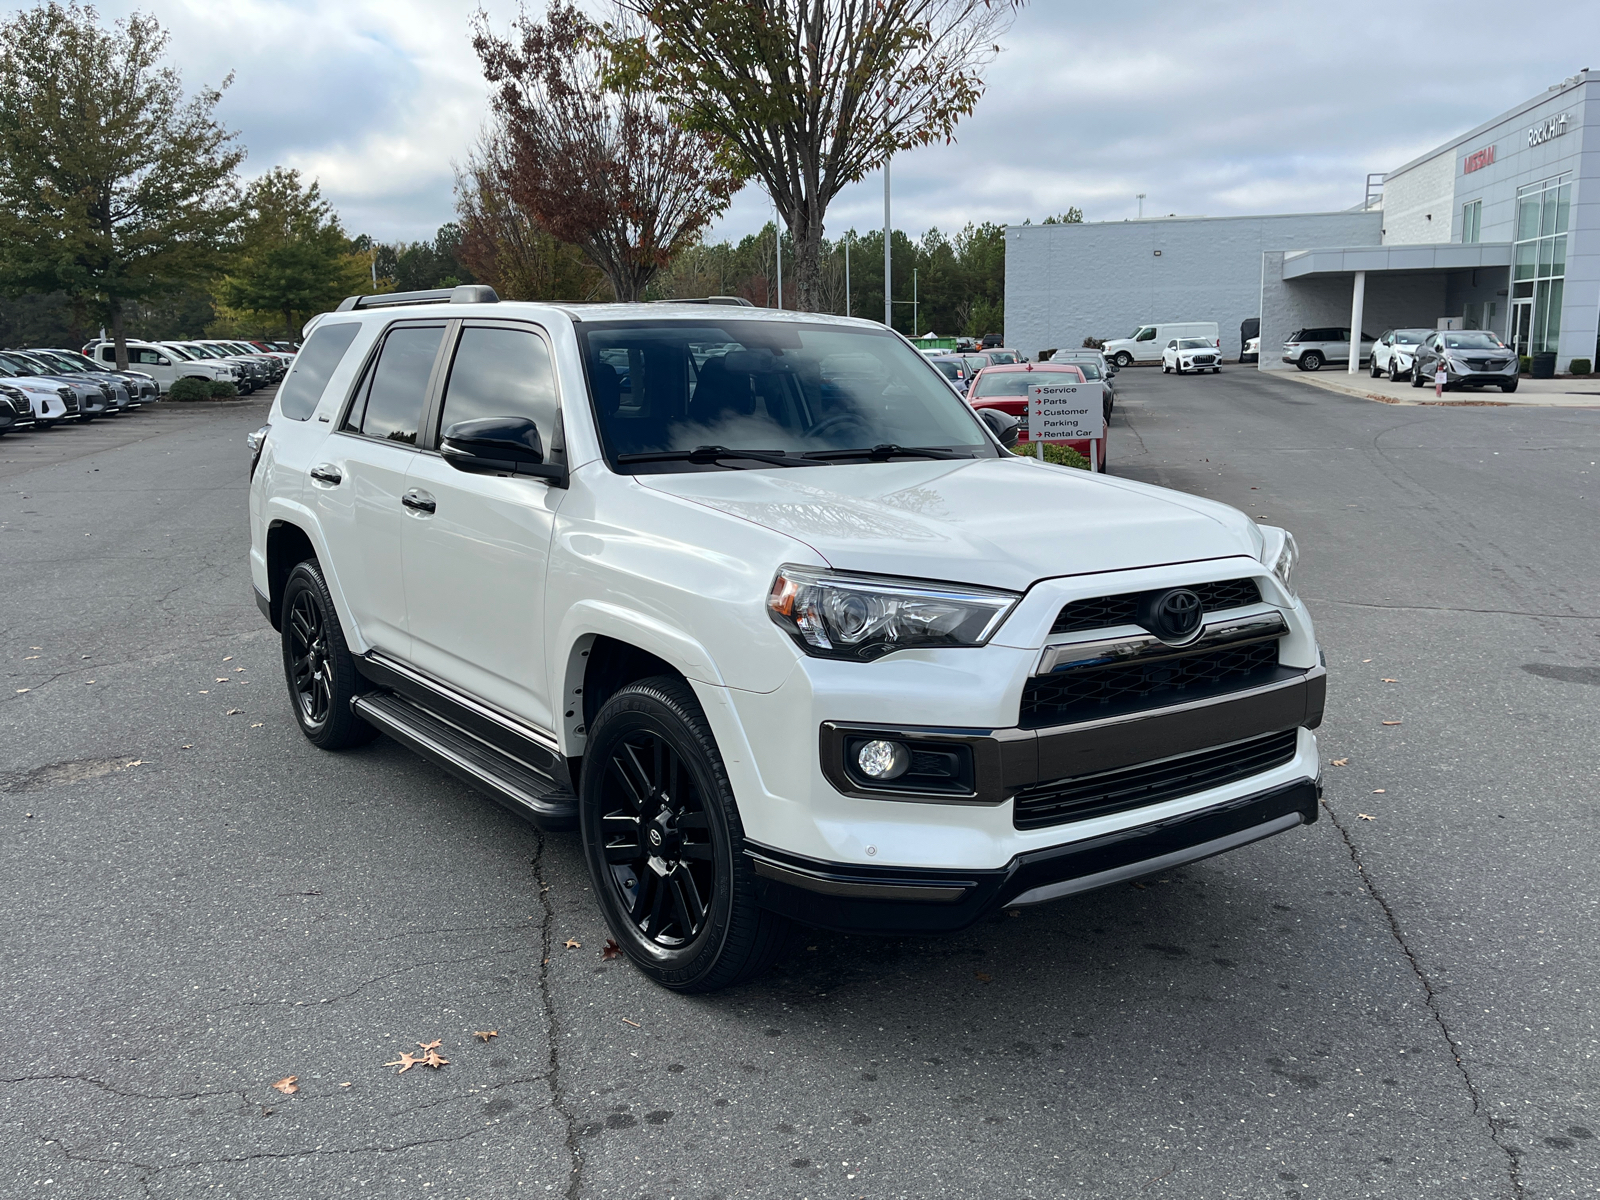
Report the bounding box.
[608,0,1024,313]
[471,3,742,303]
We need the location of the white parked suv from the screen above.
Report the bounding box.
[1162,337,1222,374]
[249,287,1325,992]
[1369,328,1433,381]
[87,339,239,393]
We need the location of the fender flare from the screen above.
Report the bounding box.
[262,498,371,655]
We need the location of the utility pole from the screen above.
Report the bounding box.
[1136,193,1145,219]
[883,160,892,329]
[844,233,851,319]
[912,268,919,337]
[774,205,783,310]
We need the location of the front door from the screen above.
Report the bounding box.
[311,321,447,660]
[401,322,567,732]
[1510,300,1534,356]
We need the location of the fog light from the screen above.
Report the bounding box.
[857,739,910,780]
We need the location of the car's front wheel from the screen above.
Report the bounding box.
[1501,380,1518,393]
[1301,351,1324,371]
[1113,352,1133,369]
[279,560,376,750]
[581,676,789,993]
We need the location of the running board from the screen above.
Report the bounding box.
[353,691,577,831]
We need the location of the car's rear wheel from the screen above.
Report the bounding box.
[1301,351,1324,371]
[581,676,789,993]
[279,560,376,750]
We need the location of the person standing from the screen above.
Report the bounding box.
[1434,358,1448,398]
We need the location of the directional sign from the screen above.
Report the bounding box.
[1028,382,1104,442]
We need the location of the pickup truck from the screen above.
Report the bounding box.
[249,287,1324,993]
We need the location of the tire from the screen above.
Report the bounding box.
[1410,366,1425,388]
[1370,358,1382,378]
[580,675,790,993]
[1113,352,1133,369]
[1301,351,1323,371]
[1213,367,1221,374]
[1389,362,1400,382]
[279,559,377,750]
[1162,363,1170,374]
[1500,380,1518,393]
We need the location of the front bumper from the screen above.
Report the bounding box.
[749,777,1319,934]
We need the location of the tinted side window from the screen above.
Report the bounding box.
[345,325,445,443]
[1135,327,1155,341]
[135,348,162,365]
[437,326,558,447]
[278,322,361,421]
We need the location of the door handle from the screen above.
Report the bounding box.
[401,489,436,514]
[309,464,342,485]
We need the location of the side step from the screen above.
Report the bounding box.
[353,690,578,831]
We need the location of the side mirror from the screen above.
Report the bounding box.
[440,416,567,485]
[157,356,170,366]
[978,408,1021,449]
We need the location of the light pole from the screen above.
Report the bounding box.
[1136,193,1145,219]
[844,232,851,318]
[774,204,783,311]
[883,159,892,329]
[912,268,919,337]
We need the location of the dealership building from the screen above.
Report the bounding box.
[1005,69,1598,372]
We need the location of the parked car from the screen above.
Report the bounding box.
[925,353,977,396]
[201,339,288,381]
[1162,337,1222,375]
[1409,330,1518,393]
[85,339,239,392]
[166,342,261,391]
[1102,322,1220,369]
[0,352,100,421]
[1043,351,1115,422]
[1242,336,1260,364]
[0,384,37,434]
[31,348,159,405]
[1281,328,1375,371]
[965,362,1106,469]
[1240,317,1260,363]
[251,287,1321,993]
[1369,329,1433,381]
[8,349,133,412]
[0,360,77,427]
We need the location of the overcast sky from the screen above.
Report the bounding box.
[13,0,1596,244]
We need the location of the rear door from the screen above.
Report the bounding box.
[311,321,447,660]
[400,320,567,730]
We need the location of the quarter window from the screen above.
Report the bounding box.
[437,326,559,448]
[278,321,361,422]
[344,324,445,444]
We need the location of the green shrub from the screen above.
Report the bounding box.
[1570,358,1592,375]
[208,380,239,398]
[1013,442,1090,469]
[1518,355,1532,374]
[168,376,212,402]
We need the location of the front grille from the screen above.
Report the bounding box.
[1050,577,1262,635]
[1012,729,1299,830]
[1020,640,1283,728]
[1192,355,1216,365]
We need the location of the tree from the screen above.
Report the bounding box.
[472,2,743,302]
[0,2,243,368]
[453,132,606,302]
[218,167,369,336]
[609,0,1022,313]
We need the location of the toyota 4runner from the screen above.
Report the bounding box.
[249,286,1325,993]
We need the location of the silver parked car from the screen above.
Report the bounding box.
[1409,331,1518,394]
[1282,327,1375,371]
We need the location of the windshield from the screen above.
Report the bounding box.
[930,360,963,381]
[5,352,53,372]
[1177,338,1211,350]
[1441,332,1506,350]
[984,351,1018,365]
[157,344,193,360]
[1393,329,1431,345]
[578,319,999,472]
[973,369,1081,398]
[1069,363,1102,380]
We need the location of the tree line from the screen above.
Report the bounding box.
[0,0,1039,365]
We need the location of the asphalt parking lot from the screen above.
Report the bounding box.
[4,373,1598,1199]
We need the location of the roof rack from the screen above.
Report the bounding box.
[335,284,500,312]
[649,295,755,307]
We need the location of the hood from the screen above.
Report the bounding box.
[640,457,1263,592]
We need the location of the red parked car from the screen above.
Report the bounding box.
[967,362,1105,469]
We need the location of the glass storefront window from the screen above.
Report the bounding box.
[1555,183,1571,234]
[1514,242,1536,280]
[1461,199,1482,244]
[1517,195,1541,240]
[1514,176,1570,354]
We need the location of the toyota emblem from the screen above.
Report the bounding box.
[648,828,663,847]
[1141,588,1204,644]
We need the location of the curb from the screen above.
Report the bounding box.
[1279,371,1600,409]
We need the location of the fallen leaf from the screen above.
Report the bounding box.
[1331,758,1349,766]
[271,1076,298,1095]
[235,667,245,672]
[215,677,229,683]
[1358,813,1376,821]
[23,655,38,660]
[226,708,243,715]
[621,1018,642,1028]
[181,744,192,749]
[1381,678,1399,683]
[1373,789,1386,794]
[385,1052,422,1074]
[422,1048,449,1069]
[417,1039,442,1052]
[198,690,208,694]
[974,971,992,982]
[223,656,233,661]
[1381,720,1402,726]
[340,1081,351,1088]
[602,939,621,960]
[563,938,581,950]
[1361,659,1372,663]
[474,1030,498,1042]
[251,722,263,728]
[15,688,28,694]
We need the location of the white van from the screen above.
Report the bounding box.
[1102,322,1220,368]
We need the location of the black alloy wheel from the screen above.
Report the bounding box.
[581,676,789,992]
[279,559,376,750]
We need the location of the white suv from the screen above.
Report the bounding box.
[249,287,1325,992]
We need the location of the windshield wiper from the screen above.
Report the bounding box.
[615,445,816,469]
[804,444,969,462]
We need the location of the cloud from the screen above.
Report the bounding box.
[2,0,1592,242]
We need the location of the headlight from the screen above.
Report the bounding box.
[1257,526,1299,599]
[767,565,1019,660]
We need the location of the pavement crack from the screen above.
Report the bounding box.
[1321,800,1523,1198]
[533,831,584,1200]
[2,1073,247,1104]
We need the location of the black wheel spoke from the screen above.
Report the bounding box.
[678,841,713,862]
[671,864,705,928]
[645,871,669,934]
[676,812,709,831]
[604,841,640,864]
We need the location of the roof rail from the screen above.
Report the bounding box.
[649,295,755,307]
[335,284,500,312]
